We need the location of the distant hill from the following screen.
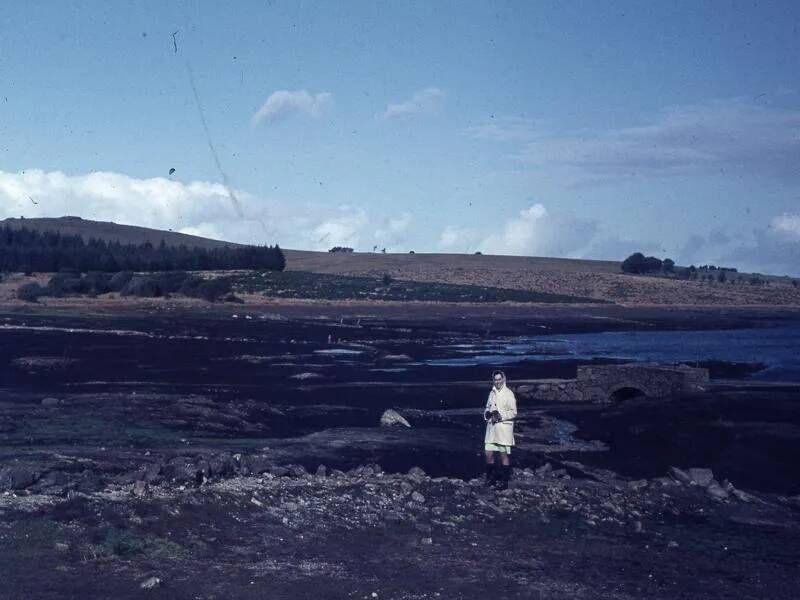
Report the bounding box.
[0,217,241,250]
[3,216,797,306]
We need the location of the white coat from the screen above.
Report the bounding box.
[484,384,517,446]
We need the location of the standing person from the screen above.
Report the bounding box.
[483,370,517,490]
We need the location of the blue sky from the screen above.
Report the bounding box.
[1,1,799,274]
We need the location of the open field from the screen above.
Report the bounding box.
[284,250,800,307]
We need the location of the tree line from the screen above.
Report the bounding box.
[0,226,285,272]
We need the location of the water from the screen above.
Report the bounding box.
[426,321,800,381]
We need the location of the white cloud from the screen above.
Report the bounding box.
[379,87,445,120]
[374,212,412,249]
[515,98,800,186]
[251,90,332,126]
[464,116,547,141]
[477,203,598,257]
[308,206,368,251]
[0,169,374,251]
[770,213,800,239]
[436,203,598,257]
[437,225,480,252]
[673,216,800,276]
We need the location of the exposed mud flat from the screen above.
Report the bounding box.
[1,304,799,598]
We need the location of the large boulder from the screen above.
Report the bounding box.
[688,468,715,487]
[380,409,411,428]
[0,466,40,490]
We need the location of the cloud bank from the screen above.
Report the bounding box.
[515,98,800,186]
[252,90,332,126]
[0,169,378,252]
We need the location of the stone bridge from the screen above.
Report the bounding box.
[517,363,709,403]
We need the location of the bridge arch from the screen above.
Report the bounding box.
[608,384,649,402]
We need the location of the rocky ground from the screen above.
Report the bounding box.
[2,457,799,599]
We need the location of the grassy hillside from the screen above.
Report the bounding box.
[0,216,240,250]
[3,217,798,306]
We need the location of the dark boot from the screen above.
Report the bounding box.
[496,464,510,490]
[484,463,497,487]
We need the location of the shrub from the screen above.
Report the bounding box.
[662,258,675,273]
[109,271,133,292]
[328,246,354,253]
[46,273,89,296]
[191,278,232,302]
[83,271,112,295]
[17,282,46,302]
[381,273,393,286]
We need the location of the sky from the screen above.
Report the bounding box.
[0,0,799,275]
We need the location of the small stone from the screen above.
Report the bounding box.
[668,541,679,549]
[411,491,426,504]
[380,409,411,428]
[140,576,161,589]
[633,520,643,533]
[132,480,148,498]
[41,397,60,406]
[535,463,553,477]
[668,466,692,484]
[315,465,327,477]
[251,497,264,507]
[420,537,433,545]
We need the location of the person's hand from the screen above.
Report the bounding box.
[484,410,493,421]
[491,410,501,423]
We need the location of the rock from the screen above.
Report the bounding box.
[688,468,715,487]
[140,576,161,589]
[251,497,264,507]
[139,462,163,484]
[41,397,61,407]
[411,491,426,504]
[241,455,272,476]
[420,537,433,545]
[535,463,553,477]
[54,542,70,553]
[731,488,755,503]
[269,466,290,478]
[380,409,411,428]
[132,481,148,497]
[408,466,426,478]
[551,469,567,478]
[668,541,679,549]
[0,466,40,490]
[629,479,649,491]
[39,471,70,488]
[668,466,692,484]
[315,465,328,477]
[633,521,643,533]
[400,481,414,493]
[287,464,308,478]
[706,482,729,501]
